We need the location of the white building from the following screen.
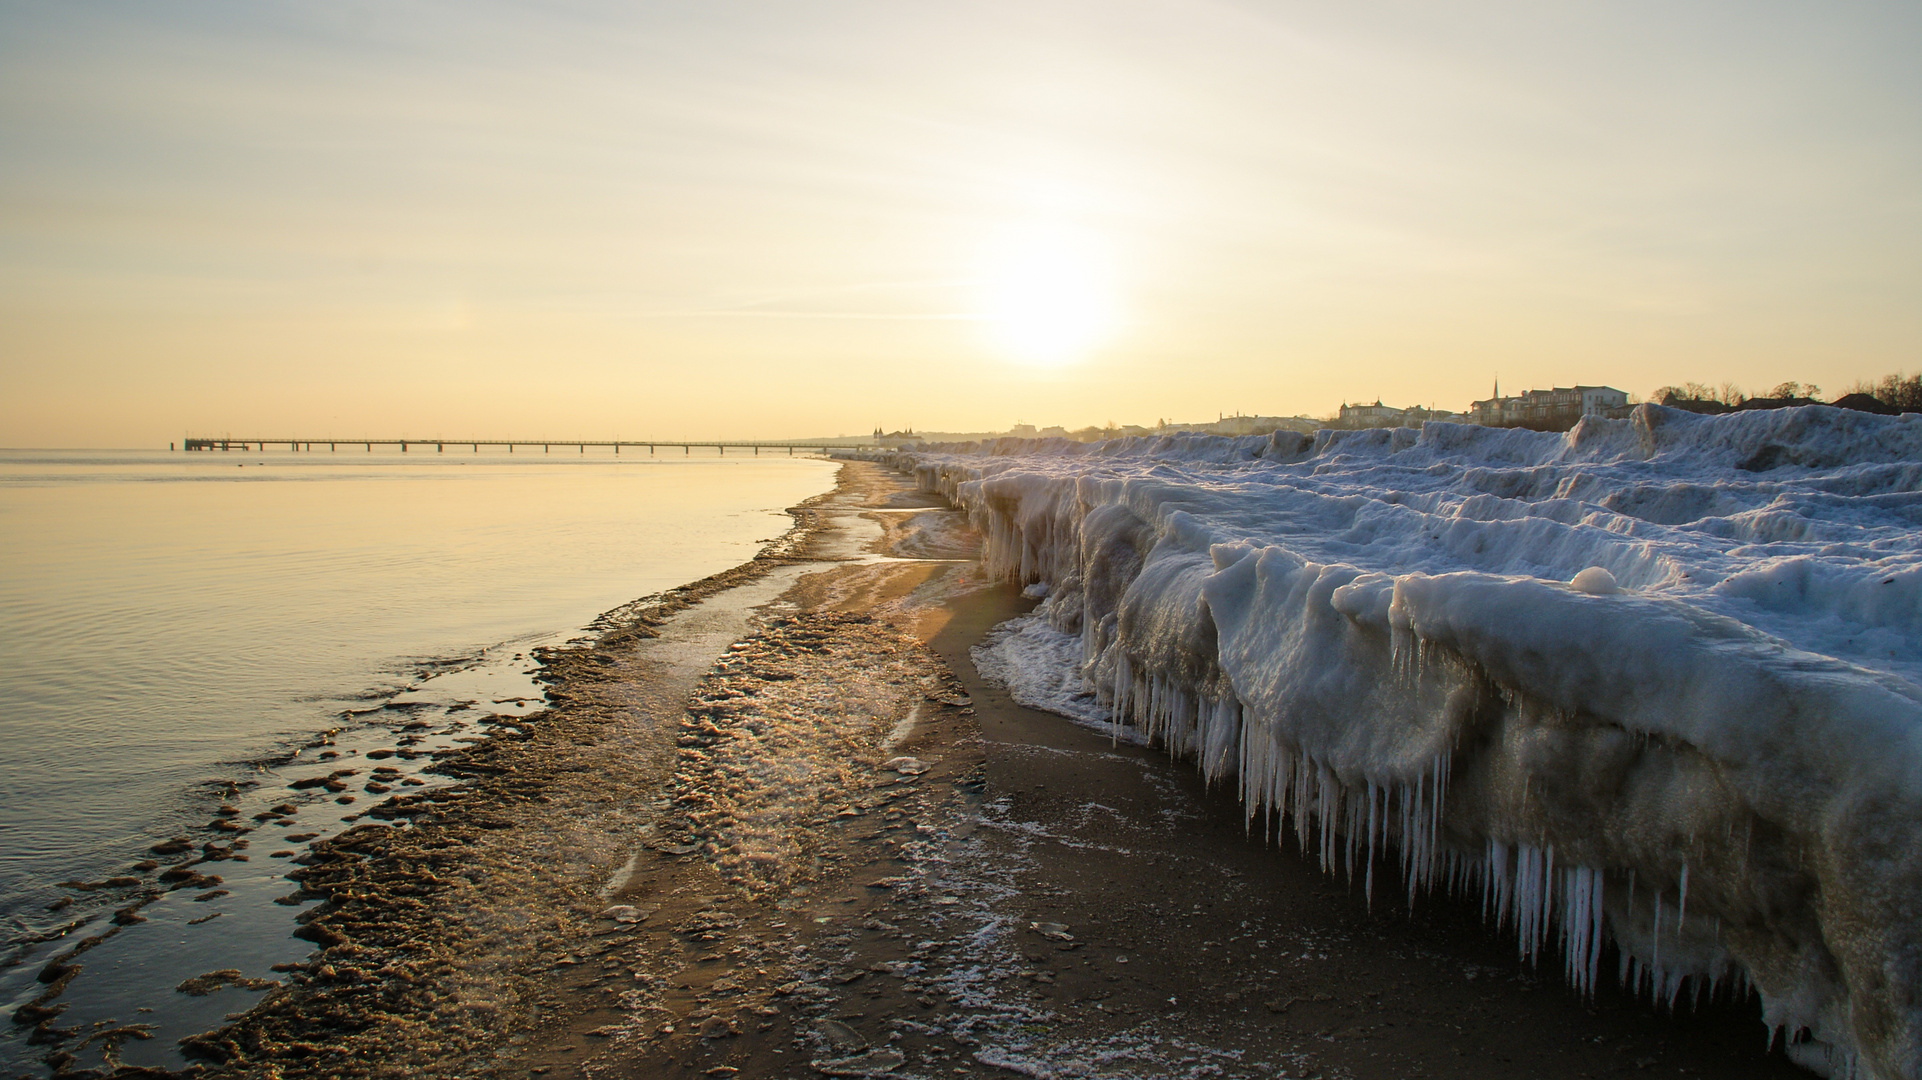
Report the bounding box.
[1339,400,1406,428]
[1467,384,1629,427]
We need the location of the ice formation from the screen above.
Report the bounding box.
[896,405,1922,1080]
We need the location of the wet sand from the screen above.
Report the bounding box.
[167,461,1806,1080]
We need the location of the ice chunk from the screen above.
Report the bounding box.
[1571,566,1619,595]
[597,904,654,924]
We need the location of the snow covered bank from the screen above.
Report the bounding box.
[899,405,1922,1080]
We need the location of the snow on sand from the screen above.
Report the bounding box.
[900,404,1922,1080]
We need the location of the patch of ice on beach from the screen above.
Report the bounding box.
[971,610,1146,744]
[906,404,1922,1080]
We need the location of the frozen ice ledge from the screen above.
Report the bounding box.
[894,404,1922,1080]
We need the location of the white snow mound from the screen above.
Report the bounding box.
[898,405,1922,1080]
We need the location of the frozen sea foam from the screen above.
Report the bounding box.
[898,404,1922,1080]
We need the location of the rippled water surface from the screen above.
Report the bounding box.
[0,448,835,1068]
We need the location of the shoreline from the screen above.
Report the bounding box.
[8,458,849,1080]
[105,459,1813,1079]
[2,450,840,1078]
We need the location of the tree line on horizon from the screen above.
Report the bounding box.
[1653,372,1921,414]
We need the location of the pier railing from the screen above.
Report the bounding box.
[180,438,879,455]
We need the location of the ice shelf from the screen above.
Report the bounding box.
[898,404,1922,1080]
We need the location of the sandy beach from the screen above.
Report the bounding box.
[159,460,1808,1080]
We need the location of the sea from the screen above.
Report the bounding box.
[0,447,838,1073]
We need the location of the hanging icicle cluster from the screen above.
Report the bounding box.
[968,479,1752,1013]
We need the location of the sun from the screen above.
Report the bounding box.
[978,223,1116,367]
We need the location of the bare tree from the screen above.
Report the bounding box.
[1878,373,1922,411]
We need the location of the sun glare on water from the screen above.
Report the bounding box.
[978,223,1116,367]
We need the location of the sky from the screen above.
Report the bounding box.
[2,1,1918,446]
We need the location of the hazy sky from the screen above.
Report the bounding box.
[3,1,1917,445]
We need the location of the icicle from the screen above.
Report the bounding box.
[1318,764,1341,874]
[1404,772,1431,908]
[1544,845,1554,929]
[1678,863,1690,933]
[1652,890,1663,983]
[1398,783,1412,881]
[1344,786,1362,882]
[1486,839,1513,929]
[1427,752,1448,890]
[1514,846,1536,962]
[1274,745,1295,848]
[1365,780,1378,910]
[1557,866,1606,997]
[1245,714,1260,834]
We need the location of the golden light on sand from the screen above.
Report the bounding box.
[978,222,1116,367]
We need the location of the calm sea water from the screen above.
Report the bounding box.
[0,448,836,1070]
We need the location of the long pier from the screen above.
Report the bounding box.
[180,437,876,456]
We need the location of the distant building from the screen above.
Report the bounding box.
[1400,406,1459,426]
[1467,383,1628,428]
[872,427,924,447]
[1165,414,1319,436]
[1339,401,1405,428]
[1336,402,1460,429]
